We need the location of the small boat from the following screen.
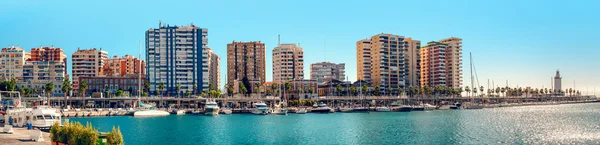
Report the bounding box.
[375,106,391,112]
[424,104,437,110]
[191,110,202,115]
[296,108,307,114]
[221,108,232,115]
[271,103,288,115]
[464,103,484,109]
[176,110,186,115]
[352,106,369,113]
[252,102,269,115]
[450,102,462,109]
[339,107,353,113]
[204,100,220,116]
[438,105,451,110]
[311,102,333,113]
[390,103,412,112]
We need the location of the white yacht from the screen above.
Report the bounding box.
[133,102,170,117]
[29,106,62,128]
[296,108,307,114]
[424,104,437,110]
[252,102,269,115]
[311,102,333,113]
[204,100,220,116]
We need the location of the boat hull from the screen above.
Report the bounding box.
[134,110,170,117]
[412,107,425,111]
[310,108,332,113]
[204,107,220,116]
[375,107,391,112]
[252,109,269,115]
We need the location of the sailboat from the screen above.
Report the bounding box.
[464,52,484,109]
[133,41,170,116]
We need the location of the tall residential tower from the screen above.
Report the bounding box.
[227,41,266,93]
[146,23,207,95]
[272,43,304,83]
[420,37,463,88]
[72,48,108,89]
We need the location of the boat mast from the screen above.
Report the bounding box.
[470,52,474,103]
[138,40,142,108]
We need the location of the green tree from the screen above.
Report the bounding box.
[374,84,380,96]
[115,89,124,96]
[106,126,124,145]
[239,83,247,97]
[159,83,166,97]
[62,78,72,107]
[350,86,357,96]
[309,88,315,95]
[285,82,291,100]
[144,80,150,96]
[361,85,368,96]
[192,84,197,97]
[176,84,181,98]
[216,90,222,98]
[45,82,54,106]
[336,84,343,96]
[465,86,471,97]
[388,87,393,96]
[79,80,88,108]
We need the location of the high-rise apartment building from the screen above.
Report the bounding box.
[356,39,372,82]
[310,62,345,84]
[405,38,421,87]
[0,46,30,81]
[72,48,108,89]
[272,43,304,83]
[357,34,408,93]
[227,41,266,92]
[146,23,207,95]
[202,48,220,91]
[18,46,68,96]
[101,55,145,77]
[420,37,463,88]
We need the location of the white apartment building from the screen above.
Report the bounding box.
[310,62,345,84]
[0,46,30,81]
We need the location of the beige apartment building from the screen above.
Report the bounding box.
[272,43,304,83]
[420,37,463,88]
[0,46,30,81]
[72,48,108,89]
[405,38,421,87]
[357,34,412,94]
[227,41,266,93]
[356,39,372,82]
[101,55,145,77]
[203,48,220,91]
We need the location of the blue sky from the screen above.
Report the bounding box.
[1,0,599,95]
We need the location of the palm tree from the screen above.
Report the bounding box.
[159,82,166,108]
[479,86,484,97]
[176,84,181,98]
[61,78,72,108]
[144,80,150,96]
[457,87,463,98]
[388,87,393,96]
[350,86,357,96]
[374,84,380,96]
[45,82,54,106]
[284,82,291,101]
[336,84,343,96]
[465,86,471,97]
[255,82,261,98]
[361,85,368,96]
[192,84,197,97]
[239,83,247,97]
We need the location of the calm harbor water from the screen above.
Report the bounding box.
[70,103,600,145]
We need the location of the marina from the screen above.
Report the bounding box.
[62,103,600,145]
